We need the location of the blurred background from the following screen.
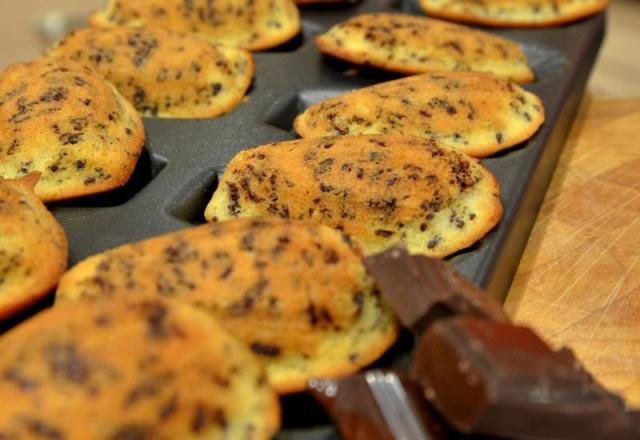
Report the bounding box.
[1,0,101,67]
[0,0,638,96]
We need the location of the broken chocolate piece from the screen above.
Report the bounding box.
[362,248,637,439]
[363,247,507,333]
[309,370,449,440]
[413,317,639,439]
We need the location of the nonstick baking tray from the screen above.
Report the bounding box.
[47,1,605,300]
[6,0,605,436]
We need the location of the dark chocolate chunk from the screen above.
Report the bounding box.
[363,247,507,334]
[412,318,639,439]
[309,370,449,440]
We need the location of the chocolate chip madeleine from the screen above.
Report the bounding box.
[294,72,544,158]
[0,175,67,320]
[89,0,301,51]
[205,135,503,257]
[419,0,609,27]
[316,13,534,82]
[0,57,145,201]
[47,27,254,118]
[0,296,280,439]
[56,217,398,394]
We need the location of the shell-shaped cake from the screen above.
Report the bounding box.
[316,13,534,82]
[294,72,544,158]
[0,57,145,201]
[419,0,609,27]
[48,26,254,118]
[89,0,301,51]
[56,217,399,394]
[0,296,280,439]
[0,175,67,320]
[205,135,503,257]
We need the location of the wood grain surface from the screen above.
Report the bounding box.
[504,96,640,408]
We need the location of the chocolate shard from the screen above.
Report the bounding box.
[363,247,507,333]
[308,370,450,440]
[413,317,639,439]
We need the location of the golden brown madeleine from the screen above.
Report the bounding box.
[204,136,503,257]
[419,0,609,27]
[0,175,67,320]
[0,296,280,439]
[0,57,145,202]
[47,27,254,119]
[316,13,534,82]
[56,217,398,394]
[89,0,301,51]
[294,72,544,158]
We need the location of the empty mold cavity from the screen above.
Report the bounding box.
[0,293,54,335]
[387,0,425,14]
[265,20,325,52]
[521,42,570,82]
[264,88,351,131]
[50,149,168,208]
[166,168,220,225]
[320,54,406,82]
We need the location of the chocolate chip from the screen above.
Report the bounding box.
[353,291,364,315]
[3,368,39,391]
[250,342,281,357]
[110,424,152,440]
[94,314,111,327]
[316,158,335,174]
[124,376,168,407]
[240,233,254,251]
[324,249,340,264]
[306,302,320,327]
[427,236,441,249]
[45,342,89,384]
[22,418,64,440]
[142,302,170,340]
[228,278,269,316]
[158,394,179,421]
[59,133,82,145]
[227,182,241,215]
[319,183,333,193]
[39,87,67,103]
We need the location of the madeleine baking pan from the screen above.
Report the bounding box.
[2,0,606,436]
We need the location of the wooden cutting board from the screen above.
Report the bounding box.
[504,97,640,407]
